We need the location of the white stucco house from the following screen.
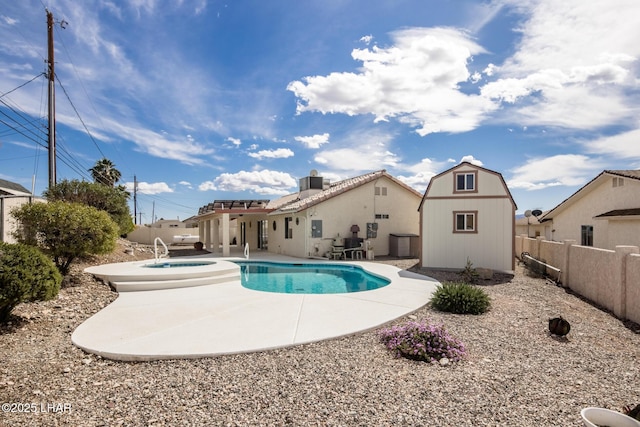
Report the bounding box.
[418,162,517,273]
[0,179,38,243]
[538,169,640,249]
[195,170,423,258]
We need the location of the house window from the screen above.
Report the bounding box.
[454,171,477,192]
[613,177,624,187]
[581,225,593,246]
[453,211,477,233]
[375,214,389,219]
[375,186,388,196]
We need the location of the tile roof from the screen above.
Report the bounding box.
[271,170,421,214]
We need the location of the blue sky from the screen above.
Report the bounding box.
[1,1,639,223]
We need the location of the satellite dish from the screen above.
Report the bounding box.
[524,210,532,217]
[532,209,543,217]
[310,169,318,177]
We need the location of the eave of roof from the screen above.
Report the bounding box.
[540,170,640,221]
[594,208,640,218]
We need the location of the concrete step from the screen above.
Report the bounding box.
[112,272,241,292]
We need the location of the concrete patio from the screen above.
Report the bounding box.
[72,253,439,361]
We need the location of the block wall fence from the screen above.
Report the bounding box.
[515,235,640,325]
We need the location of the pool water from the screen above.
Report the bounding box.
[234,261,390,294]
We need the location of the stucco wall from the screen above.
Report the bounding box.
[1,196,42,243]
[627,254,640,324]
[127,226,202,246]
[549,176,640,248]
[270,176,421,258]
[515,235,640,324]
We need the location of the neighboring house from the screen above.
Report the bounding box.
[195,170,423,258]
[515,210,547,238]
[0,178,37,243]
[418,162,517,273]
[538,169,640,249]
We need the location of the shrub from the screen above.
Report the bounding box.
[430,281,491,315]
[378,321,466,363]
[0,242,62,322]
[11,201,119,276]
[44,179,134,236]
[459,257,479,283]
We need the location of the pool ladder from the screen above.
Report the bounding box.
[244,243,250,260]
[154,237,169,263]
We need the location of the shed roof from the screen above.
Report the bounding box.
[418,162,517,211]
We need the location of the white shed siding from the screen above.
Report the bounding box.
[423,198,513,271]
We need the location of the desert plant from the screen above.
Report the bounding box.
[430,281,491,315]
[11,201,119,276]
[459,257,479,283]
[0,242,62,322]
[44,179,134,236]
[378,320,466,363]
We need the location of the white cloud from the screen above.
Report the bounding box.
[459,155,483,166]
[248,148,294,160]
[396,158,442,193]
[581,128,640,159]
[288,27,497,136]
[507,154,606,190]
[227,137,241,146]
[294,133,330,149]
[482,0,640,130]
[360,35,373,45]
[198,170,297,195]
[125,181,173,194]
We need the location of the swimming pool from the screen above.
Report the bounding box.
[234,261,390,294]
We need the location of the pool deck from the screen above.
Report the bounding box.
[72,253,439,361]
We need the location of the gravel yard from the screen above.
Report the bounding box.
[1,242,639,426]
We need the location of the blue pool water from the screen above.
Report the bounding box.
[234,261,390,294]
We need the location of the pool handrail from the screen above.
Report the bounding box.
[154,237,169,263]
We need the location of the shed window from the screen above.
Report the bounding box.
[455,172,476,192]
[453,211,477,233]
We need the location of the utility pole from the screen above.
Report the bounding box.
[47,10,56,189]
[133,174,138,224]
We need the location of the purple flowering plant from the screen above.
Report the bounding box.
[378,320,466,363]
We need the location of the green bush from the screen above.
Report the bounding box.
[44,179,134,236]
[0,242,62,322]
[430,281,491,315]
[11,201,119,276]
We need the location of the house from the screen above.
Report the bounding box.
[514,210,547,238]
[418,162,517,273]
[0,178,37,243]
[538,169,640,249]
[195,170,423,258]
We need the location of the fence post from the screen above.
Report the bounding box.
[561,240,576,286]
[614,246,639,319]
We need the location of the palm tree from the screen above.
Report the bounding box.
[89,158,122,187]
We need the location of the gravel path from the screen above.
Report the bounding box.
[1,243,639,426]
